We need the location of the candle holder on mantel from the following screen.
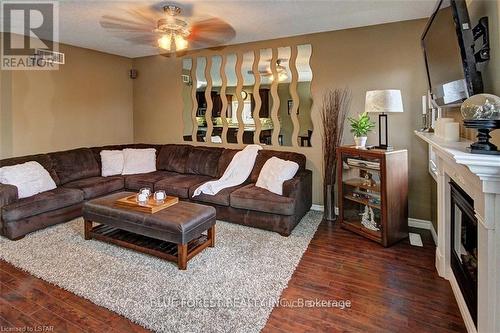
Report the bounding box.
[461,94,500,155]
[419,94,435,133]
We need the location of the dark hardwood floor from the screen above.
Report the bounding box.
[0,221,466,333]
[263,223,466,333]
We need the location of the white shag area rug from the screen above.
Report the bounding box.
[0,211,322,333]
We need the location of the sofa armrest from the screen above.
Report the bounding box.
[283,170,313,221]
[0,183,18,208]
[283,170,313,212]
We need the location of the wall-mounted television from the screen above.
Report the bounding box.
[421,0,484,107]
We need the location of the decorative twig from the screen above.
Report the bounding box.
[321,88,351,206]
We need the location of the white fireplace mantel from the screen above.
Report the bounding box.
[415,131,500,333]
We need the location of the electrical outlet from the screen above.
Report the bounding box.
[335,207,339,215]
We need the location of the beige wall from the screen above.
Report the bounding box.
[133,18,433,220]
[0,37,134,158]
[0,57,13,158]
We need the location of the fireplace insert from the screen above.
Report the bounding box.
[450,180,477,326]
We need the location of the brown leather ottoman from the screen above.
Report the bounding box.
[82,192,216,270]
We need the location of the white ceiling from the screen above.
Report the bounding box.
[1,0,437,59]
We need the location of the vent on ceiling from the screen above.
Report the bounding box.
[35,49,65,64]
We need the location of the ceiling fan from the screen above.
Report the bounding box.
[248,59,289,81]
[100,4,235,55]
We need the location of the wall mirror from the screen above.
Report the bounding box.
[296,44,313,147]
[195,57,207,142]
[224,54,237,143]
[182,44,313,147]
[209,55,222,144]
[182,58,193,141]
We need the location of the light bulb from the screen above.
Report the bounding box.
[158,34,172,50]
[174,34,188,51]
[279,72,288,81]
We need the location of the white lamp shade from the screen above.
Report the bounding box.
[365,90,404,113]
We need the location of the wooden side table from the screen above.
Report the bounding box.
[337,146,408,247]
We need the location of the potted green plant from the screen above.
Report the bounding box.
[348,112,375,148]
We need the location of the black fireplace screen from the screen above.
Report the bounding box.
[450,180,477,326]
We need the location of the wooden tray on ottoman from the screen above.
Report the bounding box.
[114,194,178,214]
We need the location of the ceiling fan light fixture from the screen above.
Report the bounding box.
[174,34,188,51]
[158,34,172,50]
[164,5,181,17]
[100,3,235,55]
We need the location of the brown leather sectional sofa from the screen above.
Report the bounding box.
[0,144,312,240]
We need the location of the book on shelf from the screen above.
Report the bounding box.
[346,158,380,170]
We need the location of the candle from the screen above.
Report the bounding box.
[422,95,427,115]
[444,122,460,142]
[137,193,148,203]
[140,188,151,197]
[154,191,166,202]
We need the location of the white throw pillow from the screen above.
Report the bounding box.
[100,150,124,177]
[0,161,57,199]
[255,157,299,195]
[122,148,157,175]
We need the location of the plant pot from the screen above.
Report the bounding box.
[354,136,367,148]
[323,184,336,221]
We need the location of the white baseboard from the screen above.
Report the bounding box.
[408,218,437,245]
[310,205,339,215]
[310,208,437,244]
[311,204,324,212]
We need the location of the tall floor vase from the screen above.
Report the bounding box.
[321,88,351,222]
[323,184,336,221]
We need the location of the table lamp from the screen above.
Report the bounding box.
[365,90,404,150]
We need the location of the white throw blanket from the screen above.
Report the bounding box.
[193,144,263,196]
[0,161,56,198]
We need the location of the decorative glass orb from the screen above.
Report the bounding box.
[461,94,500,120]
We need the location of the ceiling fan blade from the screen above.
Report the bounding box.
[159,49,189,58]
[100,15,154,33]
[188,17,235,47]
[123,34,162,46]
[190,17,233,30]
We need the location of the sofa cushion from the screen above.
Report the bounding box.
[0,154,59,185]
[91,145,129,168]
[49,148,100,184]
[185,147,223,178]
[155,174,212,199]
[157,144,192,173]
[100,150,124,177]
[255,157,299,195]
[190,183,246,207]
[249,150,306,183]
[230,184,296,215]
[64,176,124,199]
[217,149,240,178]
[122,148,157,175]
[2,187,84,222]
[124,171,175,191]
[91,144,161,169]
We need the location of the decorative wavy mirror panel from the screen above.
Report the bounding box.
[182,44,313,147]
[182,58,193,141]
